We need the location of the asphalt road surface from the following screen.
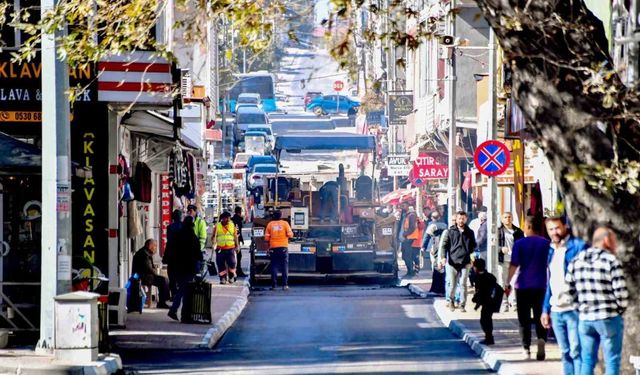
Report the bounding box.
[119,285,490,374]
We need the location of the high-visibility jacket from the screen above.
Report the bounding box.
[265,220,293,249]
[194,217,208,251]
[403,212,423,248]
[215,222,236,250]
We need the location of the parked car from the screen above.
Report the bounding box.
[235,93,262,112]
[247,124,275,146]
[233,152,253,169]
[303,91,322,110]
[275,94,289,114]
[246,155,277,171]
[306,95,360,116]
[247,164,279,190]
[244,130,271,155]
[234,107,269,145]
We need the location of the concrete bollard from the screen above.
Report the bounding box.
[54,291,99,363]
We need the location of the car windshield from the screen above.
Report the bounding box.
[249,127,272,135]
[253,165,277,173]
[238,96,259,104]
[237,113,267,124]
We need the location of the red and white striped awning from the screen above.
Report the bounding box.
[98,51,174,104]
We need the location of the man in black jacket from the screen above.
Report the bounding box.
[132,239,170,308]
[231,206,247,277]
[441,211,476,312]
[498,212,524,311]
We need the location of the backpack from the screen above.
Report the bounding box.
[491,283,504,313]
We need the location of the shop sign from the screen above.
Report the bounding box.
[412,152,449,180]
[388,93,413,126]
[159,174,172,256]
[512,139,526,227]
[366,110,384,127]
[387,154,411,176]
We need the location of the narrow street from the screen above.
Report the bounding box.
[118,285,490,374]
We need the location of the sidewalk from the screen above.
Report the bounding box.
[0,350,122,375]
[110,247,251,350]
[408,281,563,375]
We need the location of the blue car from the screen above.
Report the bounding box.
[306,95,360,116]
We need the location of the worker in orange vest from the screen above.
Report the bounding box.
[264,210,293,290]
[402,205,423,277]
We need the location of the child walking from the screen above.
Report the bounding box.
[472,258,499,345]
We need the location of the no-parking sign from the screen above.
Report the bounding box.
[474,140,510,177]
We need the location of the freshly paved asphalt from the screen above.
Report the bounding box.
[118,285,490,374]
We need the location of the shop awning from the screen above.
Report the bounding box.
[275,133,376,152]
[123,110,199,150]
[381,188,418,205]
[0,132,41,173]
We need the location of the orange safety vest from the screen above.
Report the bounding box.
[403,212,423,248]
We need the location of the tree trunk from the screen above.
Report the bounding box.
[473,0,640,372]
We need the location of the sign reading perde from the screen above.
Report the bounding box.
[389,93,413,126]
[387,154,411,176]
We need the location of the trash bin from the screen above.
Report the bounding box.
[54,291,99,362]
[97,295,110,353]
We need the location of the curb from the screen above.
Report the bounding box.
[0,353,122,375]
[200,278,251,349]
[407,283,522,375]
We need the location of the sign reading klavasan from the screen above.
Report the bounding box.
[387,154,411,176]
[413,152,449,179]
[389,93,413,126]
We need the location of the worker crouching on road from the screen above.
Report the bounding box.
[212,211,239,284]
[265,210,293,290]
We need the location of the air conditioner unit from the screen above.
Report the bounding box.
[180,69,192,104]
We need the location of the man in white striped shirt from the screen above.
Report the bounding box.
[566,227,628,375]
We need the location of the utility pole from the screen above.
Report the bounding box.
[487,28,499,275]
[446,0,457,223]
[38,0,72,352]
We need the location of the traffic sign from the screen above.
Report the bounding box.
[333,80,344,92]
[387,154,411,177]
[474,140,510,177]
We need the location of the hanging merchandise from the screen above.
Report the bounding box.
[122,181,135,201]
[128,201,143,238]
[133,162,152,203]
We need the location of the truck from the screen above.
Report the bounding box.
[249,133,397,283]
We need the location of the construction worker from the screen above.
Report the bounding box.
[402,205,423,277]
[187,204,208,252]
[212,211,239,284]
[265,210,293,290]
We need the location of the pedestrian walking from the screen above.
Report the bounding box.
[541,216,588,375]
[440,211,476,312]
[472,258,497,345]
[505,216,551,360]
[566,227,628,375]
[498,212,524,311]
[401,205,423,277]
[231,206,247,278]
[167,216,203,322]
[187,204,208,252]
[422,211,447,295]
[132,239,170,309]
[212,211,239,284]
[265,210,293,290]
[162,209,183,298]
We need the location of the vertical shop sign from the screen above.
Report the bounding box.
[512,139,525,228]
[159,174,172,256]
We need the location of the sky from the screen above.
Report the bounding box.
[314,0,330,24]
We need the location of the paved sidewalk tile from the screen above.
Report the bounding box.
[110,279,249,350]
[0,349,122,375]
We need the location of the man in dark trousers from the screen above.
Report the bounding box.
[506,216,551,360]
[231,206,247,277]
[498,212,524,311]
[472,258,497,345]
[132,239,170,308]
[401,205,422,277]
[441,211,476,312]
[163,209,183,298]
